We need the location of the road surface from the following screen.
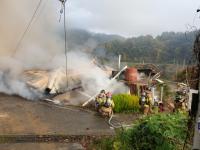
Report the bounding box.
[0,93,114,149]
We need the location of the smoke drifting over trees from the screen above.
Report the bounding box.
[0,1,197,100]
[0,1,126,100]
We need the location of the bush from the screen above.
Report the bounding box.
[112,94,140,113]
[91,138,114,150]
[93,113,189,150]
[126,113,188,150]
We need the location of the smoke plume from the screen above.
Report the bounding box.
[0,1,126,101]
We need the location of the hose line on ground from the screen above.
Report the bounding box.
[108,111,134,129]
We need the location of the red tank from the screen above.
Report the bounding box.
[125,67,138,84]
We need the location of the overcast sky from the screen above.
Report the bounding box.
[1,1,200,39]
[61,0,200,37]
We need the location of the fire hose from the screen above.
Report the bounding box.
[107,111,134,129]
[41,98,133,129]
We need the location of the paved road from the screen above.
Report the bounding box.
[0,93,114,136]
[0,93,114,149]
[0,143,84,150]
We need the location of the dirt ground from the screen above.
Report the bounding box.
[0,93,143,149]
[0,143,84,150]
[0,93,114,135]
[0,93,114,150]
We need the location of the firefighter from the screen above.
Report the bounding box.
[104,92,115,108]
[158,101,164,112]
[174,91,183,111]
[140,91,146,106]
[139,91,151,115]
[153,96,159,113]
[154,96,159,106]
[95,90,106,110]
[175,90,187,111]
[139,91,146,113]
[98,91,115,117]
[144,92,152,115]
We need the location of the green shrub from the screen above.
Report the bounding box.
[90,138,114,150]
[126,113,188,150]
[112,94,140,113]
[93,113,189,150]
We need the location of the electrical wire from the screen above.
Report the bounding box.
[31,0,48,28]
[12,0,43,56]
[38,99,96,114]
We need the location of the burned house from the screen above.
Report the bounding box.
[112,63,161,97]
[135,64,160,77]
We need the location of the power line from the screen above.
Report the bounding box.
[31,0,48,28]
[12,0,43,56]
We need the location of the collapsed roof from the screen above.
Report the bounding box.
[23,68,81,95]
[134,64,160,76]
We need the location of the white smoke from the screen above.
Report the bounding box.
[0,1,127,101]
[44,50,127,96]
[0,57,43,99]
[0,50,127,100]
[0,0,61,99]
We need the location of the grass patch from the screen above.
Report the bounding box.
[112,94,140,113]
[92,113,190,150]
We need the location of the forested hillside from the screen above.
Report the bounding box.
[66,29,125,50]
[67,29,196,64]
[99,31,196,64]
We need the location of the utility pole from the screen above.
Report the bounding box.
[192,16,200,148]
[192,66,200,149]
[118,54,121,70]
[175,60,178,80]
[183,59,186,70]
